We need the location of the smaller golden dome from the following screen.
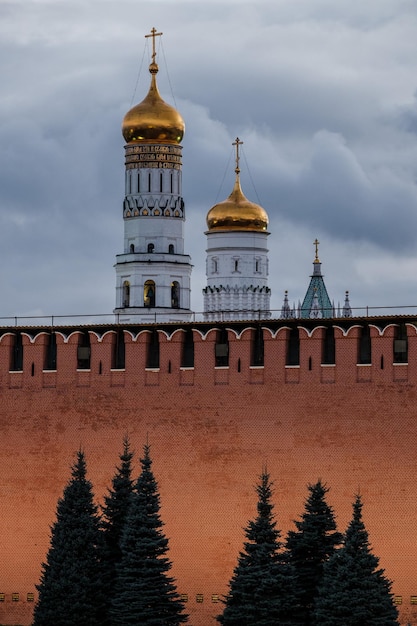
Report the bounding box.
[206,175,269,232]
[122,62,185,145]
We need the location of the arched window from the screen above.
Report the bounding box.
[147,243,154,253]
[169,244,174,254]
[171,281,180,308]
[122,281,130,307]
[130,243,135,253]
[144,280,156,307]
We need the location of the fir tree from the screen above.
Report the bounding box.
[312,494,399,626]
[33,450,104,626]
[285,480,342,624]
[217,470,299,626]
[110,443,188,625]
[100,435,134,622]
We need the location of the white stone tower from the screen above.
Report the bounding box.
[114,28,192,322]
[203,138,271,321]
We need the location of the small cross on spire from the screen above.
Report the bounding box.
[145,27,163,64]
[313,238,320,263]
[232,137,243,174]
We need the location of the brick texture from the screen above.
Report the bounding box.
[0,319,416,625]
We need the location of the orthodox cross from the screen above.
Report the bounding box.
[233,137,243,174]
[313,238,320,262]
[145,27,163,64]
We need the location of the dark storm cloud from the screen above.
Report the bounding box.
[0,0,416,317]
[255,130,417,250]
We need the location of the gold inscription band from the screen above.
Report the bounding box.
[126,162,181,170]
[125,144,182,169]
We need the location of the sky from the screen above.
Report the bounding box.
[1,0,417,323]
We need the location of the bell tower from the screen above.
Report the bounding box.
[203,138,271,321]
[114,28,192,322]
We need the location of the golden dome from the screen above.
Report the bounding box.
[206,174,269,232]
[122,62,185,144]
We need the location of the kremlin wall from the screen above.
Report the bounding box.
[1,28,417,626]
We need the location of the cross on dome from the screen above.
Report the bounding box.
[145,27,163,65]
[121,26,184,145]
[232,137,243,175]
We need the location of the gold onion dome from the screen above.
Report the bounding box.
[206,173,269,232]
[122,61,185,144]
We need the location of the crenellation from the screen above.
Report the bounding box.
[0,320,417,390]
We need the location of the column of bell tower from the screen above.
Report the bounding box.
[114,28,192,322]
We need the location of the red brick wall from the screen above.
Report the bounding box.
[0,321,416,625]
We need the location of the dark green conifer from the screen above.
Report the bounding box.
[313,494,399,626]
[110,443,188,625]
[33,450,104,626]
[285,480,342,624]
[217,470,298,626]
[101,435,134,622]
